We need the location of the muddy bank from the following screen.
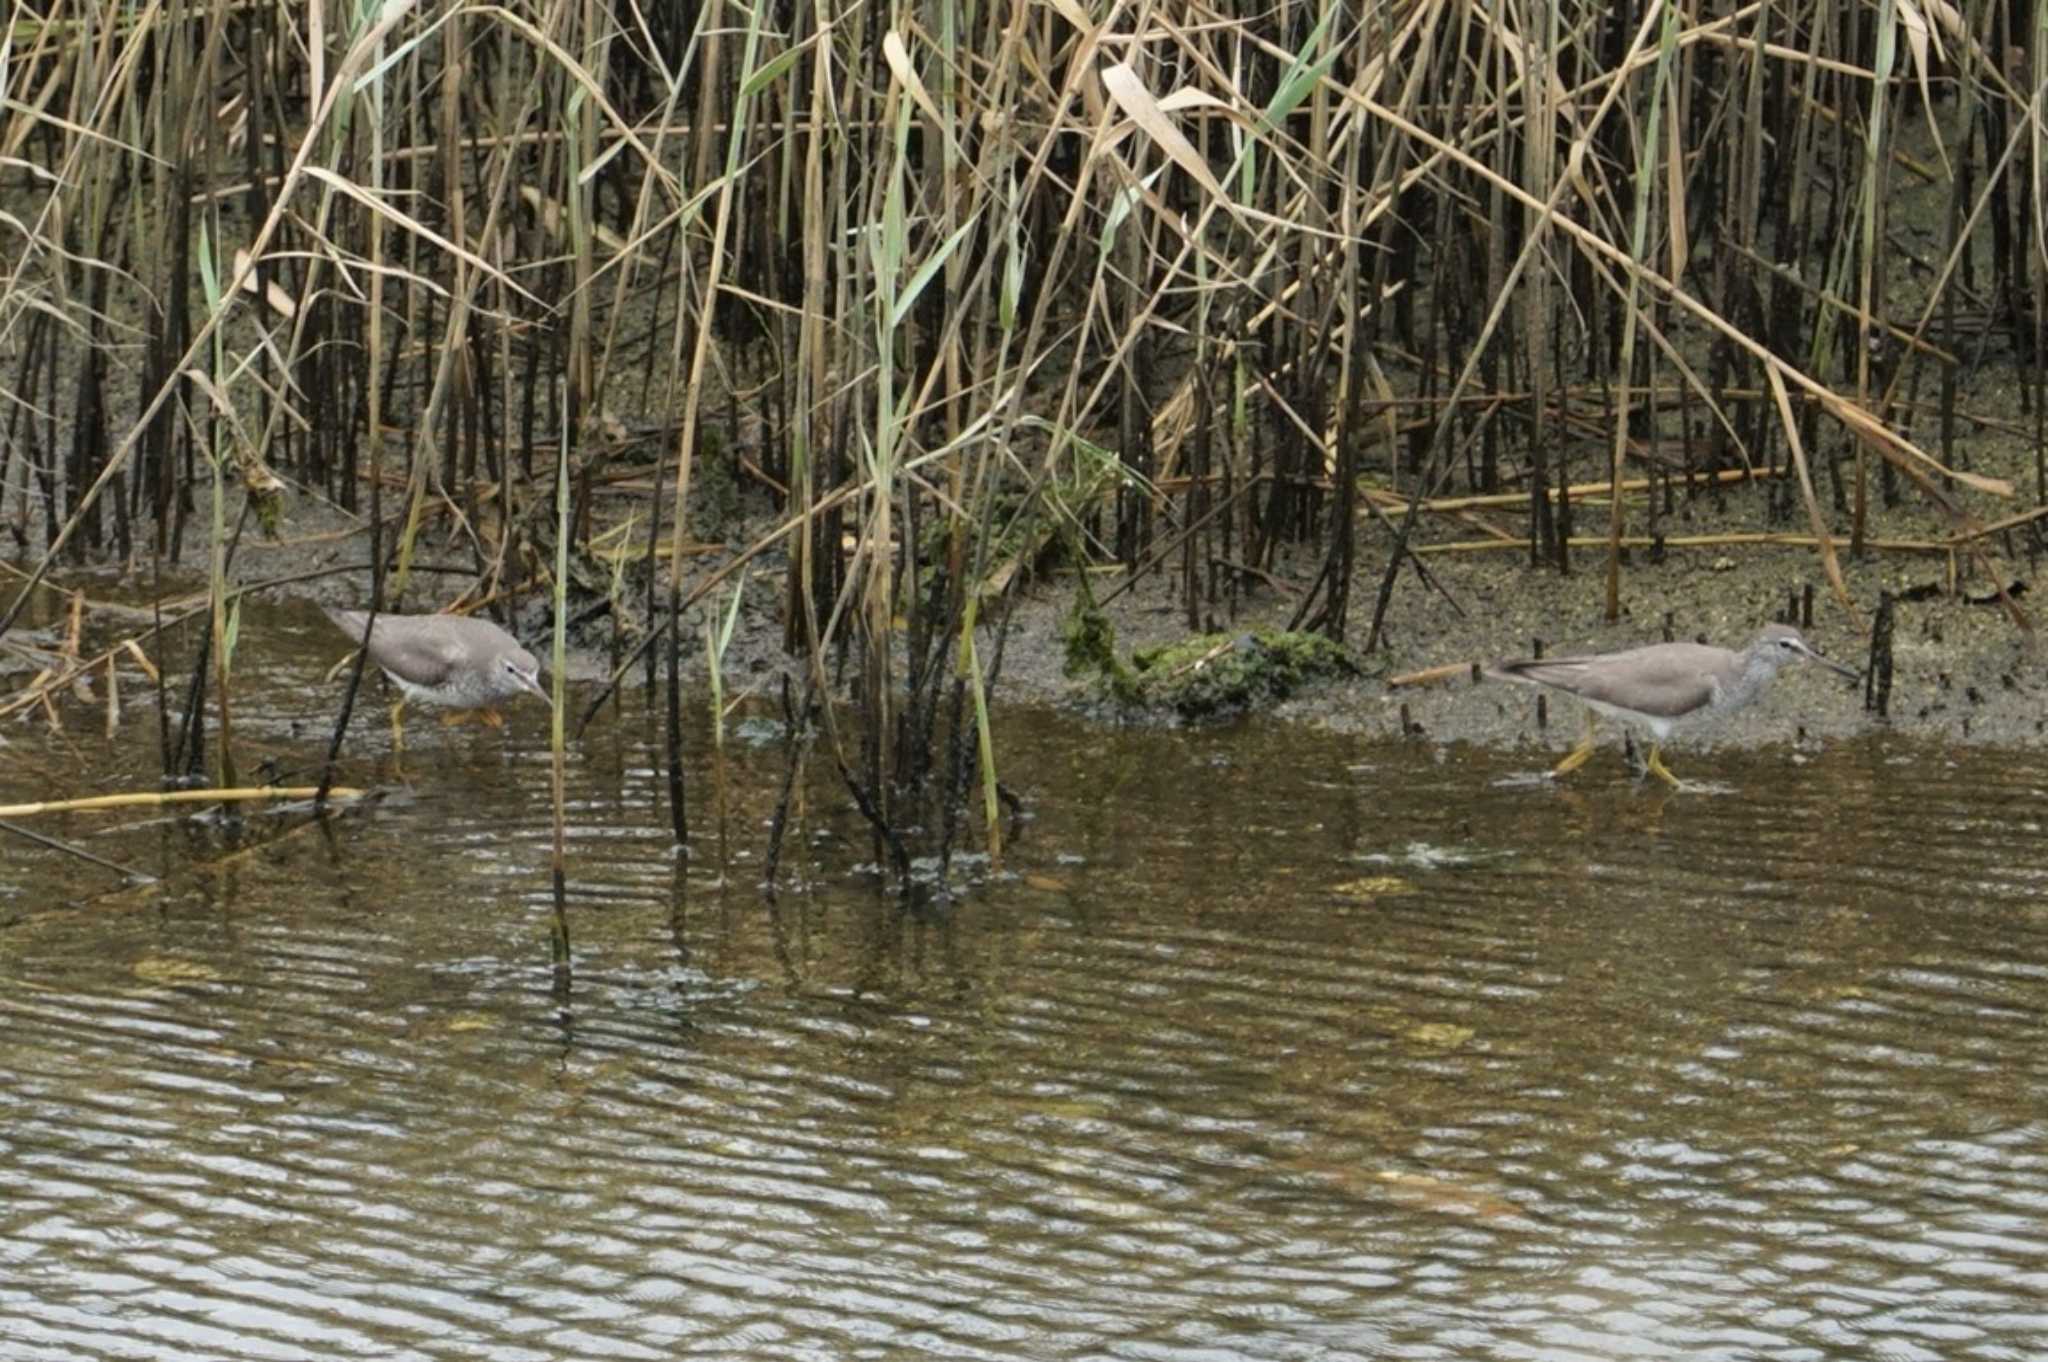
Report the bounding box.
[6,473,2039,762]
[987,495,2043,755]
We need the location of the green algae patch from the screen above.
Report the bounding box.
[1064,607,1359,719]
[1127,630,1359,718]
[1060,562,1360,718]
[1061,594,1138,700]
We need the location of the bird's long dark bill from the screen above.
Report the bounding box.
[1800,646,1860,679]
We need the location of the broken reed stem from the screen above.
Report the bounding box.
[1387,661,1481,689]
[1363,465,1791,513]
[0,786,370,818]
[1413,532,1950,556]
[0,632,179,723]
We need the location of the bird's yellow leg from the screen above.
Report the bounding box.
[1550,710,1599,777]
[1644,744,1684,790]
[388,698,408,756]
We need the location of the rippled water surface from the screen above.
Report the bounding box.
[5,630,2048,1360]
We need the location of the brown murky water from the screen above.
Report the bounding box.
[4,606,2048,1360]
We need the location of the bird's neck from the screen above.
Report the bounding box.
[1719,656,1777,709]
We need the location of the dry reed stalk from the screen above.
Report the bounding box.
[0,786,369,818]
[0,1,2039,881]
[1413,531,1949,557]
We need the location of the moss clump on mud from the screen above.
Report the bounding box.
[1062,585,1358,719]
[1126,630,1359,719]
[1059,557,1359,718]
[1061,594,1141,703]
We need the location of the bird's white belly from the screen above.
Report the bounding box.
[1576,694,1681,742]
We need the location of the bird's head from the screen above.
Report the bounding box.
[503,648,554,706]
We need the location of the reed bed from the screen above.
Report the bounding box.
[0,1,2039,878]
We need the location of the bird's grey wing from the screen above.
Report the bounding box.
[1491,643,1720,719]
[411,620,482,686]
[1555,645,1719,719]
[373,616,473,688]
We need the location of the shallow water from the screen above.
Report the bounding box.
[4,622,2048,1360]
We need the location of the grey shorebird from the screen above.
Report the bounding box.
[324,606,551,751]
[1489,623,1859,788]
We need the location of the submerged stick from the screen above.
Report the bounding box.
[0,818,155,882]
